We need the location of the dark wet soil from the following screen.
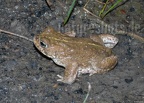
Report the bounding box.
[0,0,144,103]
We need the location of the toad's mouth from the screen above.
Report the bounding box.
[33,35,39,45]
[33,35,43,50]
[33,35,43,48]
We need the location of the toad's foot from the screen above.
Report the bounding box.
[57,74,76,84]
[90,34,118,48]
[99,34,118,48]
[57,75,74,84]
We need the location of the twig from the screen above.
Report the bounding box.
[83,82,92,103]
[0,29,33,42]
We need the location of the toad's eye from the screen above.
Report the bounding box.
[40,41,47,48]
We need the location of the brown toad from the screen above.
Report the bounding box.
[33,27,118,84]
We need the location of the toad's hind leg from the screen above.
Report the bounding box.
[98,34,118,48]
[57,62,78,84]
[90,34,118,48]
[96,55,117,73]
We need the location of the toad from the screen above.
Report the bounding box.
[33,27,118,84]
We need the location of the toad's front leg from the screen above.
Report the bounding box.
[57,62,78,84]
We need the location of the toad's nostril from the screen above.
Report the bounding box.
[40,41,47,48]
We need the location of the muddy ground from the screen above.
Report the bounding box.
[0,0,144,103]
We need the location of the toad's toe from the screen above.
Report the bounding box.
[57,75,64,81]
